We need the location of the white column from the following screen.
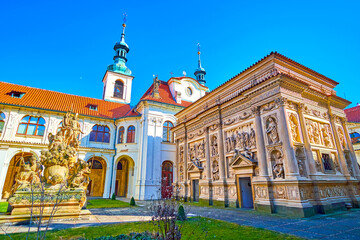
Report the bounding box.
[276,97,299,177]
[252,106,269,177]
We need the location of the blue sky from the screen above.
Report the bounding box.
[0,0,359,107]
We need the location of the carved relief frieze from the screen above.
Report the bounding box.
[302,105,328,120]
[254,185,268,199]
[228,186,237,198]
[318,185,347,198]
[299,186,314,200]
[337,126,347,149]
[225,123,256,154]
[264,114,280,145]
[305,118,334,148]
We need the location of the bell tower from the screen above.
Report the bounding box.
[194,43,206,85]
[102,14,134,104]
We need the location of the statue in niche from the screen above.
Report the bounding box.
[179,145,184,162]
[289,114,300,142]
[266,117,279,145]
[249,128,256,147]
[211,136,218,156]
[212,160,219,181]
[179,165,184,182]
[230,133,236,150]
[295,148,306,177]
[337,127,346,149]
[225,137,232,153]
[271,150,284,179]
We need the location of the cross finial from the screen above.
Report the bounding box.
[123,13,127,25]
[197,43,201,53]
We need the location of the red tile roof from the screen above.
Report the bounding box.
[0,81,131,119]
[345,105,360,123]
[140,80,192,107]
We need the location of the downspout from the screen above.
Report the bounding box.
[109,118,118,198]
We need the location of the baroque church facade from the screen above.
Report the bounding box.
[0,23,209,200]
[173,52,360,217]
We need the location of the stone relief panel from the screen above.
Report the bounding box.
[305,119,334,148]
[288,113,301,143]
[224,123,256,154]
[345,152,354,177]
[302,105,329,120]
[318,185,347,199]
[270,149,285,179]
[254,185,268,199]
[264,114,280,145]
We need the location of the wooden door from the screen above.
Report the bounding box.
[87,158,106,197]
[161,161,173,199]
[238,177,254,208]
[116,159,128,197]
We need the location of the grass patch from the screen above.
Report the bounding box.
[0,202,8,213]
[86,199,133,209]
[0,217,303,240]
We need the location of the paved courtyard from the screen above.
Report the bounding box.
[1,203,360,239]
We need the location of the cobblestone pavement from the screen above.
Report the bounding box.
[1,203,360,239]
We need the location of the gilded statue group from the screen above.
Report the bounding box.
[10,111,91,196]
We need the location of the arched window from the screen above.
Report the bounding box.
[89,125,110,143]
[88,158,103,169]
[127,126,135,143]
[163,121,174,143]
[114,80,124,99]
[17,116,45,136]
[0,112,5,134]
[117,161,123,170]
[118,126,125,144]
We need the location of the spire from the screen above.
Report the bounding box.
[194,43,206,85]
[107,13,131,75]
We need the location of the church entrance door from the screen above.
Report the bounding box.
[192,179,199,202]
[161,161,173,199]
[238,177,253,208]
[115,159,128,197]
[87,157,106,197]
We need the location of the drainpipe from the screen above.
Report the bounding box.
[109,118,118,198]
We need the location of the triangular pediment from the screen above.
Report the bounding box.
[230,152,257,169]
[187,158,204,172]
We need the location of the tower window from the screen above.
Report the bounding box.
[114,80,124,99]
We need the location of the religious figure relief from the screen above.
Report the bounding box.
[211,135,218,156]
[235,130,243,149]
[212,159,219,181]
[179,145,184,162]
[179,164,184,182]
[289,113,301,143]
[295,148,307,177]
[271,150,284,179]
[337,127,347,149]
[152,76,161,99]
[249,128,256,147]
[321,124,333,148]
[306,119,321,145]
[225,136,232,153]
[197,140,205,158]
[266,116,279,145]
[189,144,196,160]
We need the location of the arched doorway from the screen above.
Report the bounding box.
[115,158,129,197]
[2,152,34,199]
[161,161,173,199]
[87,157,107,197]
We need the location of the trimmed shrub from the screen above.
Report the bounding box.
[130,196,136,206]
[177,205,186,221]
[111,193,116,200]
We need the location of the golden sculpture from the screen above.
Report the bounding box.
[8,111,91,217]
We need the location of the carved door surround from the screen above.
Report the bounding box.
[235,173,254,209]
